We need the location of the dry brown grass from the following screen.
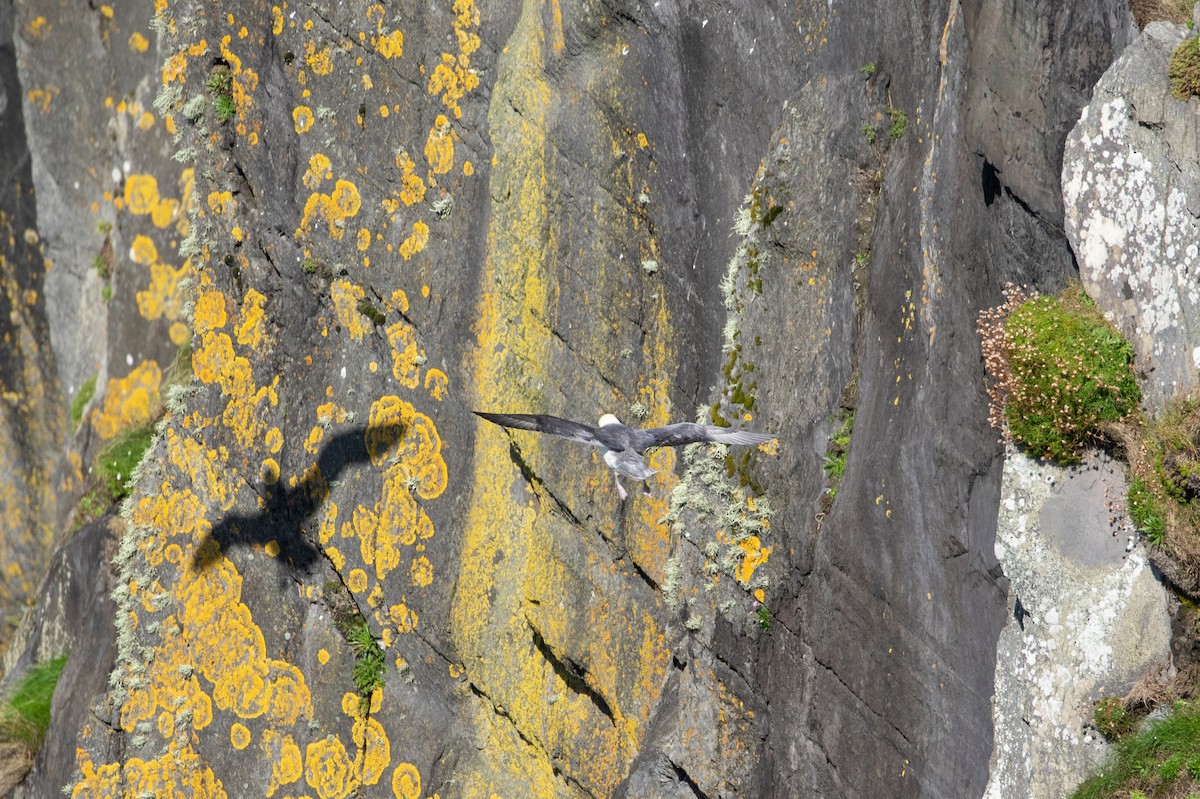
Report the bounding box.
[1130,0,1194,28]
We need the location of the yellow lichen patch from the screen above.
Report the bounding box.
[387,600,418,633]
[389,289,409,314]
[409,555,432,587]
[385,321,423,388]
[374,29,404,59]
[264,540,281,557]
[424,368,448,401]
[193,285,228,335]
[392,151,427,207]
[304,39,334,75]
[261,458,280,484]
[304,153,332,189]
[271,5,284,35]
[297,179,361,241]
[262,730,303,797]
[230,722,251,749]
[347,568,368,593]
[27,16,49,38]
[130,234,158,266]
[91,360,162,439]
[125,174,160,215]
[136,259,194,322]
[398,220,429,261]
[165,431,240,512]
[265,427,283,453]
[74,744,228,799]
[128,31,150,52]
[350,715,390,786]
[305,735,354,799]
[293,105,315,134]
[733,535,772,586]
[236,288,268,348]
[356,228,371,251]
[331,280,369,341]
[427,0,480,119]
[207,190,235,217]
[391,763,421,799]
[424,116,455,175]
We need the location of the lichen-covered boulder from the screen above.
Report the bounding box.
[1063,22,1200,413]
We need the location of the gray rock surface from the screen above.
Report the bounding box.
[0,0,1140,797]
[985,451,1170,799]
[1063,22,1200,412]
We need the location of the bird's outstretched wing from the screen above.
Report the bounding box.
[474,412,603,446]
[639,422,776,451]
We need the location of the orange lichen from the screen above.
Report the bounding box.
[398,221,429,261]
[92,360,162,439]
[297,179,361,241]
[125,174,160,215]
[305,736,353,799]
[262,730,303,797]
[304,153,332,189]
[304,39,334,75]
[424,116,455,175]
[293,105,315,134]
[331,280,369,341]
[391,763,421,799]
[426,0,480,119]
[375,29,404,59]
[136,258,194,323]
[386,321,423,388]
[394,151,426,206]
[235,288,268,348]
[424,368,448,401]
[733,535,772,585]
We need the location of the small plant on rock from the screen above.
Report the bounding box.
[1169,36,1200,100]
[1094,696,1133,740]
[347,620,385,712]
[978,283,1140,463]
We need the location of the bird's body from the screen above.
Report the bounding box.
[475,411,777,498]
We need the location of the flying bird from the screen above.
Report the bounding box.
[475,411,777,499]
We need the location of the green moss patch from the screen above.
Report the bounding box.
[69,376,97,432]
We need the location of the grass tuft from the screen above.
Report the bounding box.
[0,655,68,751]
[347,620,385,712]
[1071,700,1200,799]
[69,376,97,432]
[97,425,157,500]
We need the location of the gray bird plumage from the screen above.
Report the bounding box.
[474,411,776,496]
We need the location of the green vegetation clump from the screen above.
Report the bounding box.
[357,300,386,327]
[97,424,157,500]
[1169,36,1200,100]
[69,376,97,432]
[347,620,385,712]
[980,283,1140,464]
[1094,696,1134,740]
[823,410,855,498]
[887,107,908,140]
[0,655,67,751]
[756,605,771,631]
[206,70,235,122]
[1128,475,1166,545]
[1071,700,1200,799]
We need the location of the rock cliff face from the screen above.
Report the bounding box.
[0,0,1143,797]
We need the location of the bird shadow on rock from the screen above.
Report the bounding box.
[190,422,406,573]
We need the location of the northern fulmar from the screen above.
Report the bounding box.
[475,411,777,499]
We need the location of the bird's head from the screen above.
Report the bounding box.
[598,413,621,427]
